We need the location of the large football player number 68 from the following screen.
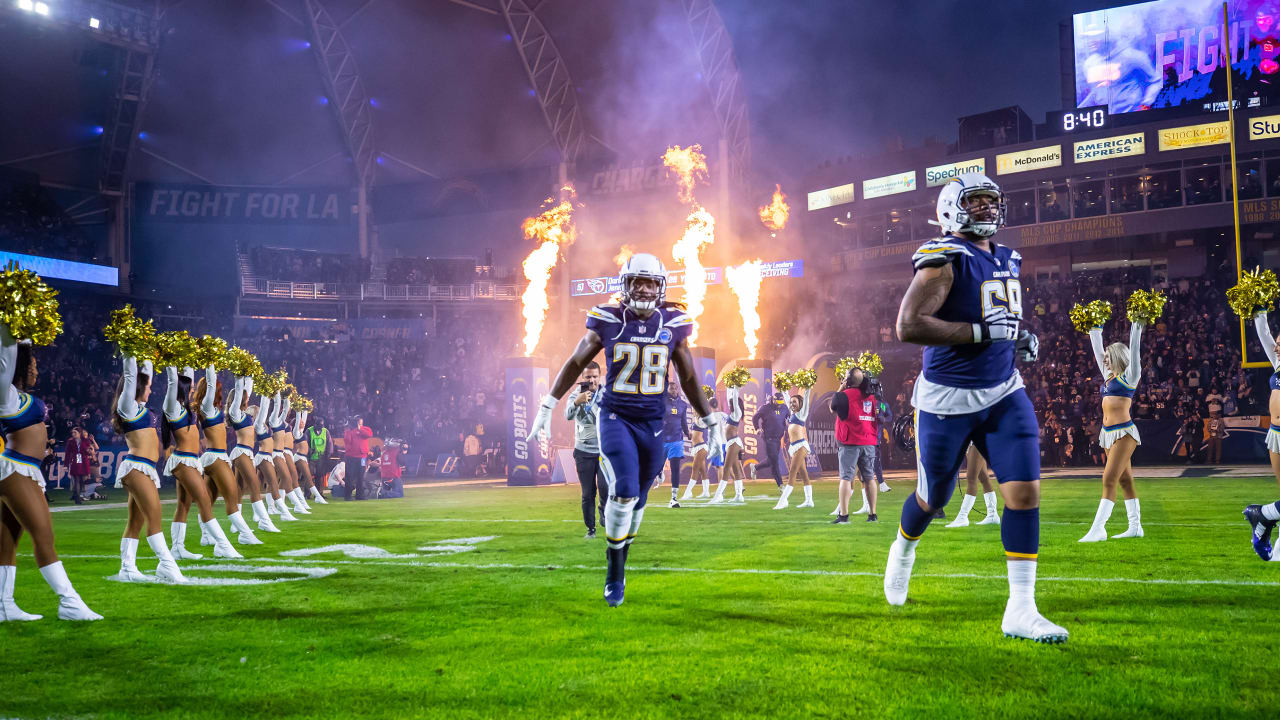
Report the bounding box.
[980,278,1023,317]
[612,343,670,395]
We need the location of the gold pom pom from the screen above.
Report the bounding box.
[791,368,818,389]
[835,356,857,382]
[1226,267,1280,319]
[772,371,793,392]
[855,351,883,378]
[225,346,263,378]
[294,396,314,413]
[254,368,287,396]
[1126,289,1167,325]
[1069,299,1113,333]
[103,305,157,360]
[193,335,229,369]
[154,331,198,368]
[722,365,752,388]
[700,384,714,398]
[0,264,62,346]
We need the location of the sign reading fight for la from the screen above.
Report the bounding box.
[505,358,556,486]
[137,183,351,225]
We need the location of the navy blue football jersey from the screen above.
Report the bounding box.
[586,302,693,421]
[912,236,1022,389]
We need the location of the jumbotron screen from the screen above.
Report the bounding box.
[1073,0,1280,114]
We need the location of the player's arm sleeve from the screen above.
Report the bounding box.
[910,241,972,272]
[117,356,139,419]
[254,395,271,434]
[798,387,812,421]
[1254,311,1280,371]
[1124,322,1143,387]
[163,366,182,420]
[227,376,246,423]
[202,365,217,418]
[0,326,17,412]
[831,391,850,421]
[1088,327,1107,378]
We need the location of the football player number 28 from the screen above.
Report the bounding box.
[613,343,669,395]
[980,278,1022,317]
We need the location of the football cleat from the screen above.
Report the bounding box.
[604,582,625,607]
[1002,606,1069,644]
[1243,505,1275,560]
[879,482,892,493]
[883,541,916,606]
[585,529,596,539]
[668,500,680,509]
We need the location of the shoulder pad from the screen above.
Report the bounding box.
[664,309,693,327]
[912,240,973,270]
[586,304,623,324]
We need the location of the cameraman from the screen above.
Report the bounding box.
[565,362,605,538]
[830,368,879,523]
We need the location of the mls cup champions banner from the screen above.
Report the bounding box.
[505,359,556,486]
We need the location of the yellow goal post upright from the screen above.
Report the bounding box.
[1223,2,1272,368]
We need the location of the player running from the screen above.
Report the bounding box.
[527,253,724,606]
[883,173,1066,643]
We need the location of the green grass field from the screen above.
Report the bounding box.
[2,473,1277,719]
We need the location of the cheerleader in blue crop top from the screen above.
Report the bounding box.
[774,386,815,510]
[0,325,101,621]
[227,375,279,534]
[113,355,188,584]
[161,366,219,561]
[270,392,311,516]
[709,385,746,504]
[1080,319,1146,543]
[191,364,257,550]
[1243,310,1280,561]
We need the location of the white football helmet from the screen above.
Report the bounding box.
[619,252,667,312]
[936,172,1006,238]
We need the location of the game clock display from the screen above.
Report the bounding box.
[1048,106,1109,133]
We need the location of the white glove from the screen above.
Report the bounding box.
[1016,330,1039,362]
[703,415,725,463]
[525,394,559,442]
[975,305,1019,343]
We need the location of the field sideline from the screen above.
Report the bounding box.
[2,472,1276,719]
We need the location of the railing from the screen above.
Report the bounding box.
[242,278,521,302]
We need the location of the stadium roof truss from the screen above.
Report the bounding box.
[681,0,751,183]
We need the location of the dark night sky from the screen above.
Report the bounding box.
[716,0,1133,180]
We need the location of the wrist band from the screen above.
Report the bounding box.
[972,323,984,343]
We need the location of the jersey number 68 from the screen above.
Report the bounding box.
[980,278,1023,317]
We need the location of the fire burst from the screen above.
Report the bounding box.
[613,245,634,267]
[671,206,715,345]
[758,184,789,231]
[662,144,708,204]
[726,260,764,359]
[663,144,714,344]
[520,185,577,357]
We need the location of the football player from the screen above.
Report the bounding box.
[527,253,724,606]
[884,173,1066,643]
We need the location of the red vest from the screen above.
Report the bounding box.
[835,388,878,446]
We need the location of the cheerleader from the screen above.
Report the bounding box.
[708,386,745,504]
[293,408,327,504]
[114,356,187,582]
[1243,310,1280,560]
[193,364,255,551]
[252,391,294,522]
[1080,319,1145,542]
[945,444,999,528]
[681,413,710,502]
[228,375,278,534]
[271,391,310,515]
[0,327,99,620]
[160,366,222,559]
[774,387,814,510]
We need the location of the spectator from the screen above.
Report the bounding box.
[461,424,486,477]
[63,427,97,505]
[379,441,405,498]
[343,416,373,500]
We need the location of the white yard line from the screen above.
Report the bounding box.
[49,554,1280,587]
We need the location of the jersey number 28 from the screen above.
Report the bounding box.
[613,343,669,395]
[981,278,1023,317]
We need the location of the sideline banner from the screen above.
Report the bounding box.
[505,358,555,486]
